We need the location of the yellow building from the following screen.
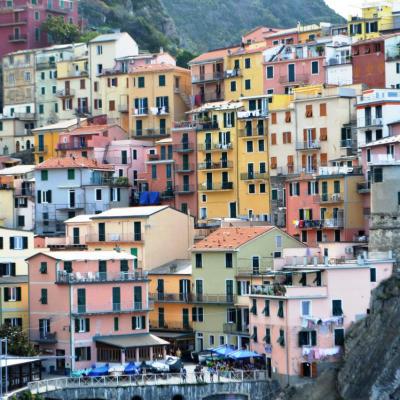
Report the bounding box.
[32,118,87,163]
[129,64,191,140]
[348,1,395,40]
[148,260,194,356]
[224,44,265,101]
[0,228,41,330]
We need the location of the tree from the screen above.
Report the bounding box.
[41,16,80,44]
[175,49,197,69]
[0,325,37,357]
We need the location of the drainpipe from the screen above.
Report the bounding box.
[285,300,290,386]
[236,114,240,216]
[69,282,74,374]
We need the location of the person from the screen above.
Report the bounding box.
[208,365,215,383]
[194,364,201,383]
[180,365,187,383]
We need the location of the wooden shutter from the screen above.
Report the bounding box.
[311,362,318,378]
[287,155,294,166]
[192,307,197,322]
[320,127,327,141]
[23,237,28,249]
[306,105,313,117]
[302,154,307,168]
[303,129,307,142]
[320,103,327,116]
[311,331,317,346]
[141,316,146,329]
[311,128,316,141]
[47,190,52,203]
[285,111,291,123]
[223,113,227,128]
[16,287,21,301]
[9,237,15,249]
[271,112,277,124]
[231,112,235,127]
[312,154,318,170]
[320,153,328,166]
[270,157,277,169]
[271,133,277,145]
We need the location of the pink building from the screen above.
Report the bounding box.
[249,246,394,384]
[171,122,198,217]
[28,250,168,374]
[56,124,128,160]
[264,43,326,95]
[0,0,80,60]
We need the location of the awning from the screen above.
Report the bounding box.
[94,333,169,349]
[151,331,194,340]
[228,350,263,360]
[211,345,236,357]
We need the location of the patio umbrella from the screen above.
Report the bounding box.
[228,350,262,360]
[211,345,236,357]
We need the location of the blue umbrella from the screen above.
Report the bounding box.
[88,364,109,376]
[211,345,236,357]
[228,350,262,360]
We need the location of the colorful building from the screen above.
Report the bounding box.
[191,226,305,351]
[249,246,394,384]
[64,205,195,270]
[0,116,34,156]
[148,259,194,358]
[28,250,168,373]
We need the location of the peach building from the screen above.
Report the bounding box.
[248,247,394,384]
[28,250,168,374]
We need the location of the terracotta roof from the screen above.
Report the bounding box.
[190,46,240,64]
[130,64,189,74]
[35,157,113,170]
[230,46,267,56]
[192,226,274,251]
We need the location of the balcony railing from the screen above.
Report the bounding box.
[56,270,147,284]
[296,141,321,151]
[133,108,149,116]
[172,121,198,130]
[196,121,220,131]
[192,72,224,83]
[224,69,242,78]
[72,301,153,316]
[14,112,36,120]
[199,182,233,191]
[150,320,192,331]
[161,189,175,199]
[88,177,130,186]
[238,129,266,138]
[173,143,195,152]
[33,146,48,154]
[279,74,309,85]
[198,161,233,170]
[340,139,356,148]
[223,323,249,336]
[14,188,35,197]
[56,142,89,151]
[118,104,129,112]
[30,332,57,344]
[36,61,57,70]
[86,233,142,243]
[56,89,75,98]
[297,218,344,229]
[237,109,268,119]
[251,284,327,298]
[132,128,170,138]
[175,184,196,194]
[175,164,195,173]
[357,181,371,193]
[369,154,400,165]
[150,106,169,116]
[240,172,268,181]
[315,193,344,203]
[197,142,233,151]
[9,34,27,42]
[191,294,237,304]
[236,266,271,276]
[149,293,192,303]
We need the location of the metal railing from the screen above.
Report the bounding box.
[198,142,233,151]
[57,143,88,151]
[192,72,224,83]
[173,143,195,152]
[357,181,371,193]
[198,182,233,191]
[72,301,153,315]
[198,161,233,170]
[88,177,130,186]
[149,293,192,303]
[240,172,268,180]
[32,145,48,154]
[14,112,36,120]
[9,34,27,42]
[175,163,195,172]
[237,109,268,119]
[30,332,57,343]
[196,121,220,131]
[315,193,344,203]
[279,74,309,84]
[132,108,149,116]
[191,294,236,304]
[296,141,321,150]
[14,188,35,197]
[29,370,269,394]
[224,69,242,78]
[175,185,196,194]
[85,233,142,243]
[223,323,249,335]
[238,129,266,137]
[56,270,147,284]
[172,121,198,130]
[132,128,170,138]
[149,320,192,330]
[56,89,75,97]
[297,219,344,229]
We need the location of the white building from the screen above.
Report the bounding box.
[325,35,353,86]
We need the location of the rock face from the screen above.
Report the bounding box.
[337,274,400,400]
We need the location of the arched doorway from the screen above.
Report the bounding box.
[26,139,31,149]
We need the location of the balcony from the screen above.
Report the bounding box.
[198,142,233,151]
[315,193,344,204]
[46,6,70,14]
[14,112,36,121]
[56,142,89,151]
[149,293,192,303]
[31,332,57,344]
[118,104,129,112]
[357,181,371,194]
[175,184,196,194]
[369,154,400,165]
[56,270,147,284]
[236,266,272,276]
[160,189,175,199]
[133,108,149,116]
[296,141,321,151]
[86,232,142,243]
[325,57,351,66]
[318,166,363,176]
[56,89,75,98]
[224,69,242,78]
[33,146,48,154]
[150,106,169,116]
[172,121,198,130]
[250,284,328,299]
[175,163,195,173]
[173,143,195,152]
[340,139,356,148]
[8,34,27,42]
[279,74,309,86]
[199,182,233,191]
[198,161,233,170]
[191,294,236,304]
[36,61,57,70]
[192,72,224,83]
[56,203,86,210]
[196,121,220,131]
[14,188,35,197]
[237,109,268,119]
[238,129,266,138]
[88,177,130,187]
[72,301,154,316]
[358,117,383,129]
[240,172,268,181]
[223,323,249,336]
[132,128,170,139]
[150,320,192,331]
[297,218,344,229]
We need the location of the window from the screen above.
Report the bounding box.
[75,347,91,361]
[39,104,44,114]
[249,184,255,194]
[41,170,48,181]
[246,141,253,152]
[320,103,327,116]
[40,262,47,274]
[209,335,214,346]
[219,336,225,345]
[159,75,165,86]
[151,165,157,179]
[266,66,274,79]
[67,169,75,180]
[305,104,313,117]
[96,45,103,55]
[370,268,376,282]
[311,61,319,74]
[10,236,28,250]
[251,299,257,315]
[278,329,285,347]
[260,183,266,193]
[264,328,271,344]
[75,318,90,333]
[298,331,317,347]
[301,300,311,316]
[373,168,383,183]
[271,133,277,145]
[138,77,145,88]
[258,140,265,151]
[109,100,115,111]
[97,64,103,75]
[132,315,146,330]
[245,79,251,90]
[308,181,319,195]
[334,180,340,194]
[290,182,300,196]
[263,300,270,316]
[225,253,233,268]
[17,216,25,227]
[277,300,284,318]
[4,287,21,302]
[334,328,345,346]
[195,254,202,268]
[251,326,258,342]
[332,300,343,316]
[34,10,40,20]
[95,188,102,201]
[230,81,236,92]
[245,58,251,68]
[114,317,119,331]
[35,28,40,41]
